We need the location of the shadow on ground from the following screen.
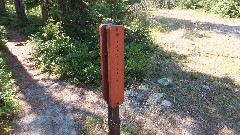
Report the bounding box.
[149,16,240,37]
[3,42,104,134]
[145,12,240,134]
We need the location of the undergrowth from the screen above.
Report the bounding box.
[0,31,18,133]
[1,0,157,87]
[176,0,240,18]
[30,20,154,86]
[82,115,141,135]
[0,26,8,47]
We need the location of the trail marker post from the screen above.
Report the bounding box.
[99,24,124,135]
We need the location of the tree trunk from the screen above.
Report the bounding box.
[41,0,48,23]
[0,0,6,13]
[14,0,27,23]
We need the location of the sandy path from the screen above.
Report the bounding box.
[4,30,107,134]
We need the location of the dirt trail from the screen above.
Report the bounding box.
[4,30,107,134]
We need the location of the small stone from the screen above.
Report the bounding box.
[158,78,172,86]
[203,85,210,91]
[133,102,140,108]
[154,93,164,99]
[162,100,172,107]
[125,89,136,97]
[142,88,150,92]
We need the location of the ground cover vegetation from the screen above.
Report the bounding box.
[177,0,240,18]
[1,0,157,86]
[152,0,240,18]
[0,25,18,134]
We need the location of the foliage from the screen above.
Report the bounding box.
[28,0,155,86]
[197,0,218,11]
[24,0,40,10]
[125,42,153,86]
[31,22,100,85]
[176,0,202,9]
[31,19,154,86]
[46,0,144,39]
[0,26,8,46]
[176,0,240,18]
[0,2,42,36]
[3,0,157,86]
[0,51,17,134]
[213,0,240,18]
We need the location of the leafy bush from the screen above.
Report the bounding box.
[176,0,202,9]
[125,42,153,86]
[213,0,240,18]
[30,20,99,84]
[0,2,42,36]
[31,20,154,86]
[0,52,17,134]
[0,26,8,46]
[176,0,240,18]
[197,0,218,11]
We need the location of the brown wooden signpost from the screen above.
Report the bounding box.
[99,24,124,135]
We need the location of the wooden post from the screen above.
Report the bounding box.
[99,24,124,135]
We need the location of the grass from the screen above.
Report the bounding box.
[81,115,141,135]
[82,116,108,135]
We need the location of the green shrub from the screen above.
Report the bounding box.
[30,20,99,84]
[31,21,154,86]
[0,52,17,134]
[0,3,42,36]
[197,0,218,11]
[125,42,153,86]
[0,26,8,46]
[213,0,240,18]
[32,33,100,85]
[176,0,240,18]
[176,0,202,9]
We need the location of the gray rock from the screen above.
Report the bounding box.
[133,102,140,108]
[148,93,164,104]
[158,78,173,86]
[142,88,150,94]
[162,100,172,107]
[125,89,137,97]
[203,85,210,91]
